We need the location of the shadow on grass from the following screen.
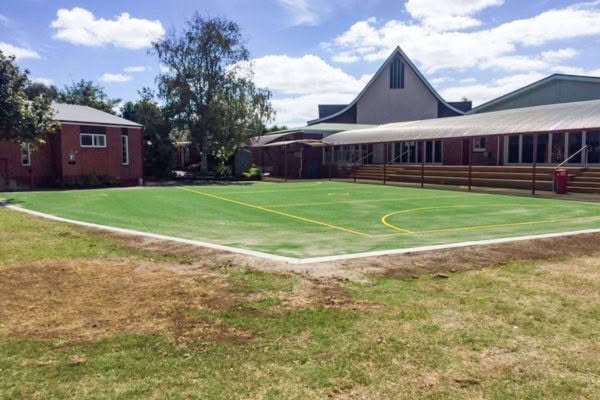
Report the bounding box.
[0,198,23,206]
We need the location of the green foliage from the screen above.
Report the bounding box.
[242,166,262,181]
[151,13,274,171]
[24,82,59,101]
[216,163,233,179]
[121,88,176,178]
[75,175,121,189]
[0,51,60,144]
[263,124,288,133]
[58,79,121,115]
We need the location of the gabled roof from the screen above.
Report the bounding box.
[325,98,600,146]
[52,103,142,127]
[307,47,465,125]
[468,74,600,114]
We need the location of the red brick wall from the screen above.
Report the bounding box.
[0,123,143,188]
[60,124,143,185]
[442,136,504,166]
[0,135,59,187]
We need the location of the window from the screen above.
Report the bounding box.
[121,135,129,165]
[21,143,31,166]
[80,133,106,148]
[473,137,486,152]
[390,57,404,89]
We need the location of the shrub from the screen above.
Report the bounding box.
[242,166,262,181]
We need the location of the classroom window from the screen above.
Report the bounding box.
[21,143,31,166]
[80,133,107,148]
[121,135,129,165]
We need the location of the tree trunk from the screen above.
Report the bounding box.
[201,132,209,172]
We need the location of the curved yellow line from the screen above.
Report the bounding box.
[380,203,600,237]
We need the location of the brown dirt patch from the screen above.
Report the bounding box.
[0,257,255,343]
[0,256,366,343]
[356,233,600,279]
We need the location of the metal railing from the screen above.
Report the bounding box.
[389,149,411,164]
[555,145,590,170]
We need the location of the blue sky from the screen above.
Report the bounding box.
[2,0,600,126]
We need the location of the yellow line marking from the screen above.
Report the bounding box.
[378,204,600,237]
[204,183,411,196]
[177,186,370,237]
[264,194,471,209]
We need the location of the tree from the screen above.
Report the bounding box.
[151,13,274,172]
[58,79,121,115]
[263,124,288,133]
[25,82,59,101]
[121,88,176,177]
[0,51,59,144]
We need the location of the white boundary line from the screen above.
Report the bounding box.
[3,203,600,265]
[2,204,298,264]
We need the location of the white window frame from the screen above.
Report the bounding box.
[473,137,486,152]
[80,133,107,148]
[121,135,129,165]
[21,143,31,166]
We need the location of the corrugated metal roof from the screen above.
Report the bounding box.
[262,139,327,147]
[52,103,142,127]
[468,74,600,114]
[324,99,600,146]
[250,123,377,147]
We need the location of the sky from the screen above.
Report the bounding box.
[2,0,600,127]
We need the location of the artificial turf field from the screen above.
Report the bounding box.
[3,181,600,259]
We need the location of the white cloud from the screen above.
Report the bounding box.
[272,93,356,127]
[100,73,132,83]
[32,77,54,86]
[124,66,146,73]
[324,1,600,74]
[0,42,40,60]
[247,54,371,96]
[331,52,360,64]
[441,72,547,106]
[277,0,321,26]
[51,7,165,49]
[459,77,477,84]
[405,0,504,31]
[541,48,579,63]
[430,77,453,85]
[245,54,372,126]
[159,64,172,73]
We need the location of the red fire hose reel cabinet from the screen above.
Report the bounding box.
[554,168,569,194]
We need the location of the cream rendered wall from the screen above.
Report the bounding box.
[356,58,439,124]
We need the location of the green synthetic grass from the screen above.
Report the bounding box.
[2,181,600,258]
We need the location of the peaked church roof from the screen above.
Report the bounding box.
[307,47,465,125]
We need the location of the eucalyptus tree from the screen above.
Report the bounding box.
[151,13,274,172]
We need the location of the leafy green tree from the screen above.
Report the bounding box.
[121,88,176,177]
[58,79,121,115]
[151,13,274,172]
[0,51,59,144]
[25,82,59,101]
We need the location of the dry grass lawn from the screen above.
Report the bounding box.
[1,207,600,399]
